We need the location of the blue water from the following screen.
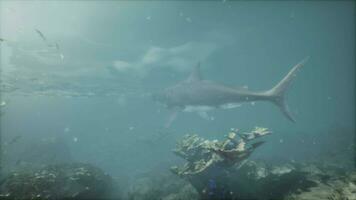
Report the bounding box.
[0,0,354,196]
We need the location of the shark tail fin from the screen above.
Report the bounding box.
[264,57,310,122]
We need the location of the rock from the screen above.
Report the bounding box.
[162,184,199,200]
[128,172,199,200]
[270,163,296,176]
[285,171,356,200]
[0,163,114,200]
[226,160,316,199]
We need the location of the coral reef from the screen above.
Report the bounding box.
[168,127,354,200]
[127,160,354,200]
[0,163,114,200]
[170,127,271,198]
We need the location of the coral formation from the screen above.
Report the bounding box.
[0,163,114,200]
[170,127,271,198]
[169,127,355,200]
[128,159,354,200]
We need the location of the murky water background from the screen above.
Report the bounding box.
[0,1,354,198]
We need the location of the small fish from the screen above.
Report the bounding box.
[35,29,47,42]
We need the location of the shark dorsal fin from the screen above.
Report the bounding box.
[186,62,202,82]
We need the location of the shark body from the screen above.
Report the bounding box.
[153,57,309,127]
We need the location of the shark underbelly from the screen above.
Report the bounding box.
[178,89,261,107]
[183,102,243,113]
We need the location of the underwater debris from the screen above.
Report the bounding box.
[0,163,114,200]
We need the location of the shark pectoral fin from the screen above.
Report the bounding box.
[165,109,179,128]
[198,111,215,121]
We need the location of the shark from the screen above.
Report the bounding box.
[153,57,310,127]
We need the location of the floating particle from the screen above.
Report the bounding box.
[64,127,70,133]
[146,16,151,20]
[185,17,192,23]
[0,101,6,106]
[73,137,78,142]
[129,126,135,131]
[251,102,255,106]
[179,12,184,17]
[279,139,284,143]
